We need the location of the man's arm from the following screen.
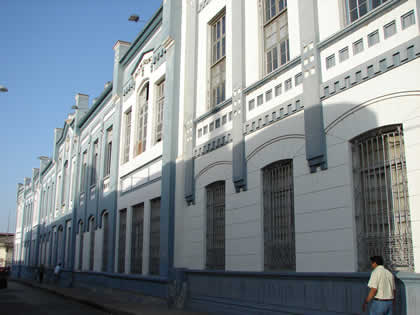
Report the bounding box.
[362,288,378,312]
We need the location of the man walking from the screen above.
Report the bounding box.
[362,256,395,314]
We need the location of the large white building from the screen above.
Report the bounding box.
[13,1,420,313]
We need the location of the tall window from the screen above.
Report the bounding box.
[346,0,388,23]
[64,222,71,268]
[61,161,68,205]
[154,80,165,144]
[91,140,99,185]
[264,0,289,74]
[131,203,144,274]
[123,110,132,163]
[263,160,295,271]
[78,221,84,270]
[57,226,64,265]
[118,209,127,273]
[89,217,95,271]
[352,125,414,271]
[104,128,113,177]
[102,212,109,272]
[149,198,161,275]
[136,83,149,156]
[210,12,226,109]
[80,151,88,192]
[206,181,225,270]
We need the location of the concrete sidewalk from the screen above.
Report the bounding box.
[11,278,208,315]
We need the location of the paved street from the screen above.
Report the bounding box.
[0,281,109,315]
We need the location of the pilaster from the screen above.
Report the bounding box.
[231,0,247,192]
[184,0,198,204]
[298,0,327,172]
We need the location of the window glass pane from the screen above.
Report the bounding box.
[248,99,255,111]
[368,30,380,47]
[257,94,264,106]
[339,47,349,62]
[266,89,273,101]
[353,39,364,55]
[295,73,303,86]
[275,84,282,96]
[402,11,415,29]
[384,21,396,39]
[326,54,335,69]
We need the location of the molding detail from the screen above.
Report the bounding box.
[194,131,232,158]
[325,91,420,133]
[247,134,305,162]
[321,36,420,100]
[244,95,303,136]
[195,161,232,181]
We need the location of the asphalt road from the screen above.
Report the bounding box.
[0,281,109,315]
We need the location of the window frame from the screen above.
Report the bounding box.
[345,0,389,24]
[135,83,149,156]
[209,10,226,109]
[263,0,289,75]
[123,109,132,164]
[104,127,113,178]
[154,79,165,144]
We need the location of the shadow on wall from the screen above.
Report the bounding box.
[12,94,420,313]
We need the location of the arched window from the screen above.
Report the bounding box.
[352,125,414,271]
[263,159,295,271]
[206,181,225,270]
[135,83,149,156]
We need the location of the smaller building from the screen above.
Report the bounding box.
[0,233,14,267]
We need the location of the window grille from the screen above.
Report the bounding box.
[65,223,71,268]
[149,198,161,275]
[91,140,99,185]
[210,13,226,109]
[206,181,225,270]
[123,110,131,163]
[57,226,63,265]
[352,125,414,271]
[131,203,144,274]
[104,128,113,177]
[78,222,84,270]
[263,160,296,271]
[89,218,95,271]
[155,80,165,144]
[118,209,127,273]
[136,84,149,155]
[102,212,109,272]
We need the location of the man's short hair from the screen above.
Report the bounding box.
[370,256,384,265]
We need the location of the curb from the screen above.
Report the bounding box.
[10,279,135,315]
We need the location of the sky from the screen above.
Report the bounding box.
[0,0,162,234]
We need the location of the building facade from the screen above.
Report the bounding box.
[13,0,420,313]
